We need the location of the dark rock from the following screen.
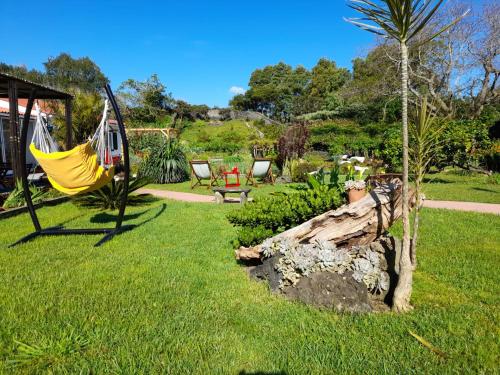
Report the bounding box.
[249,255,282,292]
[283,271,372,313]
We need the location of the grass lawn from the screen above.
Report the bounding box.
[147,168,500,204]
[0,198,498,374]
[422,170,500,204]
[180,119,259,145]
[147,180,299,199]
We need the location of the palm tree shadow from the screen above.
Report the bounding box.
[54,212,88,227]
[89,204,167,226]
[90,210,148,224]
[472,187,498,194]
[133,203,167,229]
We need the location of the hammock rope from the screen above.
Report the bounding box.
[32,102,59,154]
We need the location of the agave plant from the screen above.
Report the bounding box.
[72,177,151,210]
[138,139,189,184]
[346,0,468,313]
[2,179,48,209]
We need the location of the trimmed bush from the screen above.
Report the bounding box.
[227,186,343,247]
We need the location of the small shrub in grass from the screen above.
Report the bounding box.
[2,180,48,209]
[72,177,151,210]
[233,226,274,248]
[292,160,317,182]
[228,186,343,247]
[138,139,189,183]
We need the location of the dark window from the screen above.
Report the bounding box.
[112,132,118,150]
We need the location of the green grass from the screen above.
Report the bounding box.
[422,170,500,204]
[147,180,300,198]
[180,119,258,144]
[0,199,498,373]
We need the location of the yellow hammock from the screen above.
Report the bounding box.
[30,142,114,196]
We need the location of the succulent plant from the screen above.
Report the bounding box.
[265,237,389,294]
[344,180,367,191]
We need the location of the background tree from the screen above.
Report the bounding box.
[341,44,401,123]
[52,91,104,144]
[347,0,468,313]
[44,53,109,93]
[117,74,174,125]
[306,58,351,113]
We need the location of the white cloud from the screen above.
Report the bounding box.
[229,86,246,95]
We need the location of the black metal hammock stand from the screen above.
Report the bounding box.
[10,85,133,247]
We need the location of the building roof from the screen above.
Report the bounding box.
[0,72,72,100]
[0,99,52,117]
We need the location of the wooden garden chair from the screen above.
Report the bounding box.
[190,160,220,189]
[245,158,275,187]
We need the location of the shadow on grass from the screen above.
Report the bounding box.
[472,187,498,194]
[89,203,167,227]
[423,177,452,184]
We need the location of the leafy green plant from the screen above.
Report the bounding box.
[292,160,317,182]
[227,187,343,247]
[306,167,342,191]
[8,332,89,370]
[233,225,274,248]
[2,180,48,209]
[72,177,151,210]
[139,139,189,183]
[409,97,445,261]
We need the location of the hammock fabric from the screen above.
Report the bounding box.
[30,101,115,196]
[30,142,114,195]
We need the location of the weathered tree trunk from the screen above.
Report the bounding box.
[236,182,413,261]
[393,41,414,313]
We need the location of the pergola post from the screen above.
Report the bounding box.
[7,79,21,180]
[65,98,73,150]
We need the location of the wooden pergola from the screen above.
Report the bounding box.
[0,72,73,180]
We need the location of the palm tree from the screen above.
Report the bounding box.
[346,0,468,312]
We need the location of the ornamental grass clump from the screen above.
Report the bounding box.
[138,139,189,183]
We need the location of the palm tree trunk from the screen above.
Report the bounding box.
[411,178,421,266]
[392,41,413,312]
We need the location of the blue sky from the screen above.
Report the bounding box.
[4,1,382,106]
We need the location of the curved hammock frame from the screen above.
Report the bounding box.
[10,85,132,247]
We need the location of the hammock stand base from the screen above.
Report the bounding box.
[9,225,135,248]
[10,84,132,248]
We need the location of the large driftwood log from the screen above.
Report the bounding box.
[235,182,414,261]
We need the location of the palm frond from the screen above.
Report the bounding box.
[346,0,469,45]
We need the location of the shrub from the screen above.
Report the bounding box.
[129,133,164,156]
[234,226,274,248]
[437,120,493,171]
[2,180,48,209]
[227,187,343,247]
[139,139,189,183]
[72,178,152,210]
[379,125,403,171]
[291,160,317,182]
[277,124,309,169]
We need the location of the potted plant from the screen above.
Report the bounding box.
[344,165,368,203]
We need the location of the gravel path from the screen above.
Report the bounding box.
[422,199,500,215]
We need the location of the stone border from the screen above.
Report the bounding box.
[0,196,69,220]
